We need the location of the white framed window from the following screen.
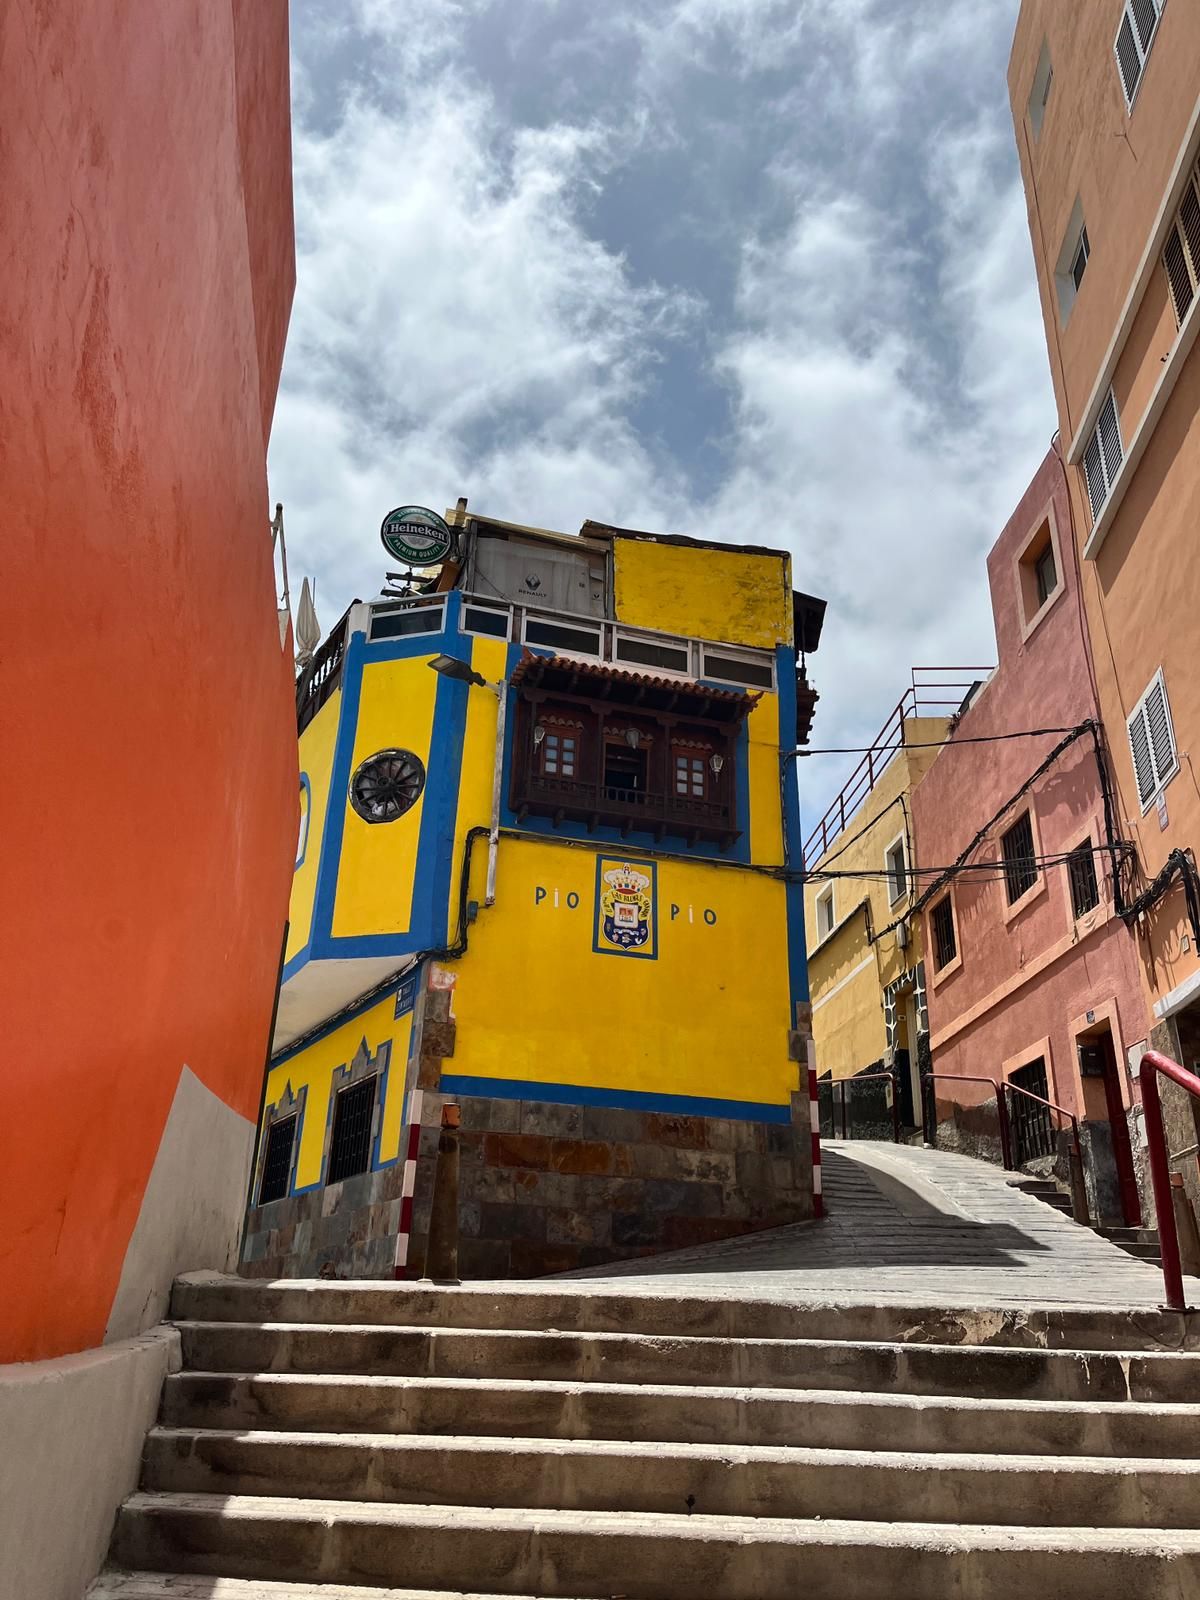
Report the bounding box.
[1082,390,1123,520]
[884,836,907,907]
[1115,0,1166,110]
[1162,160,1200,327]
[461,600,512,640]
[700,644,775,691]
[1055,200,1090,323]
[1127,669,1178,811]
[1028,40,1053,140]
[815,884,835,942]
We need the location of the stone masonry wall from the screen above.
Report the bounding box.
[241,1164,405,1280]
[404,1089,816,1280]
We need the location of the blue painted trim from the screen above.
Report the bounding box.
[439,1073,792,1124]
[309,604,470,962]
[775,644,809,1010]
[295,773,312,870]
[592,855,658,959]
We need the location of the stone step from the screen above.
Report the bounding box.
[140,1427,1200,1529]
[173,1320,1200,1403]
[109,1493,1200,1600]
[90,1575,585,1600]
[170,1273,1199,1353]
[162,1372,1200,1459]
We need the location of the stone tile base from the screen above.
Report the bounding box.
[240,1164,406,1281]
[405,1089,816,1281]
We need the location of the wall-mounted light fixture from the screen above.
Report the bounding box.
[709,752,724,775]
[533,725,546,747]
[624,728,640,750]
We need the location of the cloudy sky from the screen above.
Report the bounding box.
[270,0,1057,827]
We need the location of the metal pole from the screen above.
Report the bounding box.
[485,681,507,907]
[996,1083,1014,1171]
[1139,1059,1186,1312]
[840,1081,848,1141]
[889,1070,900,1144]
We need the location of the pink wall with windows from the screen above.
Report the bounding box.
[910,448,1148,1219]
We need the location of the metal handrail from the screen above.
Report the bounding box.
[1139,1049,1200,1311]
[830,1070,901,1144]
[922,1072,1012,1170]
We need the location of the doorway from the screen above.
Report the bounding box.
[1078,1027,1141,1227]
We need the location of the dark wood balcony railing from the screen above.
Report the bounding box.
[514,771,736,844]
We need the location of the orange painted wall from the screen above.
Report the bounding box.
[0,0,298,1361]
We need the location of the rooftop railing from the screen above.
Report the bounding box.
[802,666,992,866]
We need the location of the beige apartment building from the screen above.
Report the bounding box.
[1010,2,1200,1093]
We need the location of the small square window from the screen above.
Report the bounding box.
[816,885,835,941]
[1001,811,1038,905]
[1035,543,1057,607]
[1055,200,1091,323]
[1028,41,1054,140]
[1017,515,1061,631]
[931,896,956,970]
[1068,840,1100,918]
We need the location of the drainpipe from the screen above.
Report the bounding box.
[486,680,508,907]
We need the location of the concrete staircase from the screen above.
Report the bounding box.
[92,1273,1200,1600]
[1008,1174,1164,1265]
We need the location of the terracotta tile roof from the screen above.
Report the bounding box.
[510,650,761,718]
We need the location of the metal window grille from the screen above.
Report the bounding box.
[258,1114,297,1206]
[1001,811,1038,904]
[931,896,956,970]
[1009,1058,1054,1164]
[1082,391,1123,519]
[327,1075,377,1185]
[1068,841,1099,919]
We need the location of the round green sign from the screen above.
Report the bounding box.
[380,505,454,566]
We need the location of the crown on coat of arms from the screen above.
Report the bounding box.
[604,863,650,899]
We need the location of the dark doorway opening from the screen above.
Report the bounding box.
[1078,1027,1141,1227]
[1008,1057,1054,1165]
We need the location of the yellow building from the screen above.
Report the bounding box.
[242,504,827,1279]
[802,674,985,1130]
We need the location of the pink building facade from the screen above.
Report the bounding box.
[910,449,1148,1226]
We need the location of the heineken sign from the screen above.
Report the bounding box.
[380,505,454,567]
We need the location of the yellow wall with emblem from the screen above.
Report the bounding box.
[612,538,793,651]
[288,690,340,965]
[449,834,798,1107]
[261,988,414,1192]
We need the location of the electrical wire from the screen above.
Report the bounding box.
[791,726,1081,757]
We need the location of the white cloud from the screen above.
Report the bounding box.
[271,0,1056,829]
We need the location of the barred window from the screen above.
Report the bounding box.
[1068,841,1100,919]
[931,896,957,971]
[258,1115,297,1206]
[1002,811,1038,905]
[327,1076,378,1185]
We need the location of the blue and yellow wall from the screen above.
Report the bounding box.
[249,527,818,1277]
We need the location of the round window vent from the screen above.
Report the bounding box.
[349,749,426,823]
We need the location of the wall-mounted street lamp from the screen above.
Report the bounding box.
[428,653,507,907]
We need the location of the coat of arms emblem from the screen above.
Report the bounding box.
[599,862,653,950]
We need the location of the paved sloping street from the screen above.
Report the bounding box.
[560,1141,1200,1310]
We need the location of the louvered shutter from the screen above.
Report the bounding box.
[1164,224,1194,325]
[1180,175,1200,270]
[1145,675,1176,786]
[1083,430,1107,518]
[1131,0,1159,54]
[1128,703,1157,807]
[1115,11,1143,104]
[1098,392,1123,483]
